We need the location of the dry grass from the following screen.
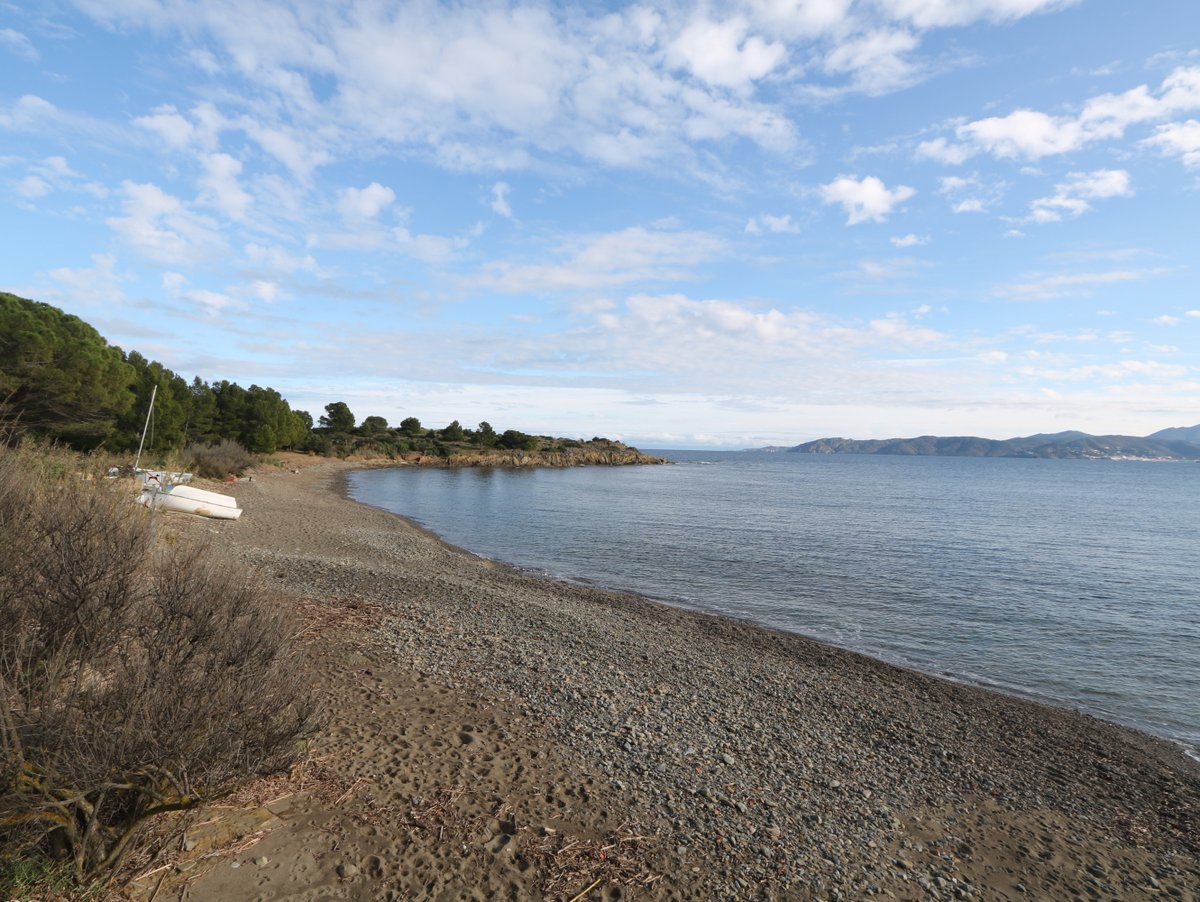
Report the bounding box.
[0,443,320,884]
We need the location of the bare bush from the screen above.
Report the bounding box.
[0,446,317,882]
[181,439,255,478]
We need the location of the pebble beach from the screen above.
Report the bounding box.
[157,455,1199,901]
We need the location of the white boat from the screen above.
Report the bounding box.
[127,385,244,521]
[137,484,243,520]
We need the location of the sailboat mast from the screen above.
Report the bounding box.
[133,384,157,472]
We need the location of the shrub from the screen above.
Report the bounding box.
[181,438,255,478]
[0,446,317,883]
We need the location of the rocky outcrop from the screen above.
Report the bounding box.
[428,441,666,468]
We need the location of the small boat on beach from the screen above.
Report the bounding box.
[137,483,242,520]
[126,384,244,520]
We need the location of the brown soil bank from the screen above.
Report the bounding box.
[140,455,1198,901]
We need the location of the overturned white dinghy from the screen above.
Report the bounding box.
[137,483,243,520]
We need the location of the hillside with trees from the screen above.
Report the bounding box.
[0,293,662,468]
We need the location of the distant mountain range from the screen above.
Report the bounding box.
[786,425,1200,461]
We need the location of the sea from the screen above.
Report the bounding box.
[347,451,1200,758]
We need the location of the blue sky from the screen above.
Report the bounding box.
[3,0,1199,448]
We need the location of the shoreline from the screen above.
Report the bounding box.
[340,463,1200,763]
[160,456,1199,900]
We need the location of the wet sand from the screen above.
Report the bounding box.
[133,455,1199,901]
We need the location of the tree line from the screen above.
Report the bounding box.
[1,292,310,454]
[1,292,563,458]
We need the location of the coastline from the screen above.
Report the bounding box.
[151,456,1199,900]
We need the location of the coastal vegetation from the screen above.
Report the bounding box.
[0,443,317,889]
[1,292,654,471]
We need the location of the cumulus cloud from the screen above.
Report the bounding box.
[667,15,787,89]
[106,181,225,265]
[1142,119,1200,168]
[1029,168,1132,223]
[820,175,916,224]
[337,182,396,220]
[890,233,929,247]
[822,28,920,93]
[919,65,1200,163]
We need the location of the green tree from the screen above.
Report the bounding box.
[319,401,355,433]
[474,420,497,447]
[498,429,538,451]
[399,416,423,436]
[361,415,388,435]
[187,377,218,443]
[0,293,135,447]
[118,352,191,453]
[440,419,465,441]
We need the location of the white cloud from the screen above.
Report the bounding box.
[742,0,855,37]
[106,181,225,265]
[393,227,471,265]
[490,182,513,218]
[820,175,916,224]
[337,182,396,220]
[1154,315,1181,326]
[135,104,199,150]
[890,233,929,247]
[746,213,799,233]
[876,0,1077,28]
[186,288,241,317]
[916,136,976,164]
[822,28,920,93]
[924,65,1200,162]
[0,28,39,61]
[999,266,1167,300]
[1142,119,1200,168]
[474,226,725,293]
[198,153,252,220]
[1187,310,1200,319]
[14,175,49,198]
[0,95,58,131]
[1030,168,1132,223]
[242,120,330,178]
[244,242,322,276]
[47,253,129,305]
[1016,359,1188,382]
[667,16,787,89]
[162,272,186,295]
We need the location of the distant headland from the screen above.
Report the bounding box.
[781,426,1200,461]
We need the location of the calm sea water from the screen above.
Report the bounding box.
[347,452,1200,754]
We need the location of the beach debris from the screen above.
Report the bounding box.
[526,820,661,897]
